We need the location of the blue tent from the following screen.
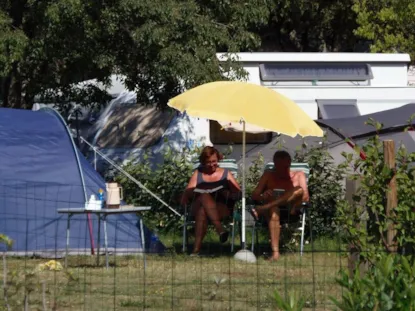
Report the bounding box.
[0,107,164,256]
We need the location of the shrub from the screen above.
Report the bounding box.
[114,146,200,233]
[331,254,415,311]
[333,118,415,310]
[293,137,346,237]
[336,119,415,262]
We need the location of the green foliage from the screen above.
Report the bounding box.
[114,146,201,232]
[0,0,115,108]
[0,0,374,110]
[0,233,12,250]
[331,254,415,311]
[292,137,346,236]
[0,259,78,311]
[273,290,305,311]
[115,0,271,108]
[259,0,358,52]
[0,0,271,109]
[336,119,415,262]
[353,0,415,63]
[242,152,264,197]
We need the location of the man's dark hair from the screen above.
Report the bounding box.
[273,150,291,162]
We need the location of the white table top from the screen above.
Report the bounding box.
[57,206,151,214]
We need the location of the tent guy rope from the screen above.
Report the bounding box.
[81,137,181,217]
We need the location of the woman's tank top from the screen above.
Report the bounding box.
[196,168,229,191]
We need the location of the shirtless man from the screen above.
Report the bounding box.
[251,150,309,261]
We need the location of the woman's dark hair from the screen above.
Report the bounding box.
[199,146,223,165]
[273,150,291,162]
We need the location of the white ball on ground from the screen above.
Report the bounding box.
[233,249,257,263]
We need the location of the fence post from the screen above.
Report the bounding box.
[383,140,398,253]
[345,176,367,276]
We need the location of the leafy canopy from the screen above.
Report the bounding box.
[0,0,270,109]
[353,0,415,63]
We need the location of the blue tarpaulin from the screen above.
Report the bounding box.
[0,107,164,256]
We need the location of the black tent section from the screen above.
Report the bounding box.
[316,104,415,140]
[315,104,415,166]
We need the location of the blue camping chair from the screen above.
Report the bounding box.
[182,159,239,253]
[231,162,311,256]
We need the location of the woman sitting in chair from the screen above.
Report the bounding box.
[181,146,241,256]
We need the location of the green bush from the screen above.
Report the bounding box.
[332,117,415,310]
[331,254,415,311]
[336,119,415,262]
[115,146,199,232]
[293,138,346,237]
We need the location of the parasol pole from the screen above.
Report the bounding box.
[233,118,256,262]
[241,119,246,249]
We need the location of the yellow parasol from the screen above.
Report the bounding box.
[168,81,323,250]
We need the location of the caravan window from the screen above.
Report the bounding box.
[259,62,373,86]
[209,121,272,145]
[317,99,360,119]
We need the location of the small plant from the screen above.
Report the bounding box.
[331,254,415,311]
[273,290,305,311]
[0,235,13,250]
[241,152,264,198]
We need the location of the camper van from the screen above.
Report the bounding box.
[217,52,414,119]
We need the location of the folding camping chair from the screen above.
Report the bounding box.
[182,159,239,253]
[231,162,311,256]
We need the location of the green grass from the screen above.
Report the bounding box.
[1,236,347,311]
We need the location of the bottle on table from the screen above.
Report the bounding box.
[98,188,104,209]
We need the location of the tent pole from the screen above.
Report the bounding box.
[94,149,97,171]
[241,120,246,249]
[41,107,96,255]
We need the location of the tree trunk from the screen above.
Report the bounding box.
[300,30,309,52]
[3,0,27,109]
[8,62,23,108]
[1,76,11,107]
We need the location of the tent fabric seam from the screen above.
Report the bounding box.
[39,107,88,203]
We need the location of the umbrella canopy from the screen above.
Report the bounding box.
[168,81,323,251]
[168,81,323,137]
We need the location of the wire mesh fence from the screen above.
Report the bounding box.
[0,180,349,311]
